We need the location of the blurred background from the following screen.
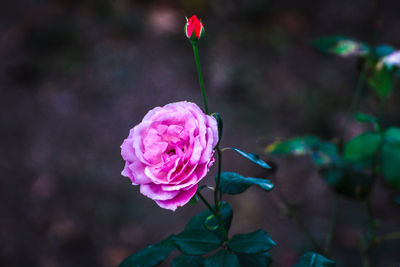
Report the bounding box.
[1,0,400,266]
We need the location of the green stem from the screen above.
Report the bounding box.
[191,42,209,114]
[340,66,367,151]
[196,191,229,241]
[325,195,339,254]
[365,196,376,241]
[214,147,222,212]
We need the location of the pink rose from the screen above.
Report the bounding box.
[121,101,218,211]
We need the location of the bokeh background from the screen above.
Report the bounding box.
[1,0,400,266]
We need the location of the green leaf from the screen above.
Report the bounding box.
[384,127,400,144]
[231,147,271,169]
[344,132,381,161]
[204,250,241,267]
[266,136,319,155]
[172,229,221,255]
[236,251,272,267]
[381,141,400,191]
[171,255,203,267]
[313,36,369,57]
[266,137,338,166]
[373,44,396,58]
[218,172,274,195]
[311,141,339,166]
[366,64,394,98]
[118,235,176,267]
[185,201,233,241]
[293,252,336,267]
[228,230,276,254]
[355,112,377,124]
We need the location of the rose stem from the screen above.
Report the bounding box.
[196,191,229,241]
[190,39,227,239]
[214,147,223,212]
[191,41,209,114]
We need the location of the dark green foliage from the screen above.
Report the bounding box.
[230,147,271,169]
[344,132,382,161]
[228,230,276,254]
[204,250,241,267]
[185,201,233,241]
[293,252,336,267]
[171,255,203,267]
[118,236,176,267]
[313,36,369,57]
[366,64,394,99]
[373,44,396,58]
[218,172,274,194]
[236,251,272,267]
[320,160,373,199]
[381,127,400,190]
[355,112,377,125]
[172,229,222,255]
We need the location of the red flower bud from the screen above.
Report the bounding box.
[185,15,205,41]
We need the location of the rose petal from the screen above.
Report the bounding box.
[155,185,198,211]
[140,184,180,200]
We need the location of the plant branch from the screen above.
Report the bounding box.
[325,195,339,255]
[340,66,367,151]
[191,42,209,114]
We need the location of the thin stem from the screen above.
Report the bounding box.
[214,147,222,212]
[325,195,339,254]
[191,42,209,114]
[364,196,376,242]
[377,96,387,131]
[340,67,367,151]
[274,185,325,254]
[196,191,229,241]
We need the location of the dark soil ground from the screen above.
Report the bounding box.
[1,0,400,266]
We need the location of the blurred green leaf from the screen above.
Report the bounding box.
[266,136,318,155]
[366,64,394,99]
[228,230,276,254]
[293,252,336,267]
[236,251,272,267]
[172,230,221,255]
[311,142,339,166]
[313,36,369,57]
[231,148,271,169]
[344,132,381,161]
[355,112,377,125]
[204,250,241,267]
[185,201,233,241]
[320,160,373,199]
[218,172,274,195]
[384,127,400,144]
[266,136,338,166]
[172,255,203,267]
[381,129,400,191]
[373,44,396,58]
[118,235,176,267]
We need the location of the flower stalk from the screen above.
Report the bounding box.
[191,41,209,114]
